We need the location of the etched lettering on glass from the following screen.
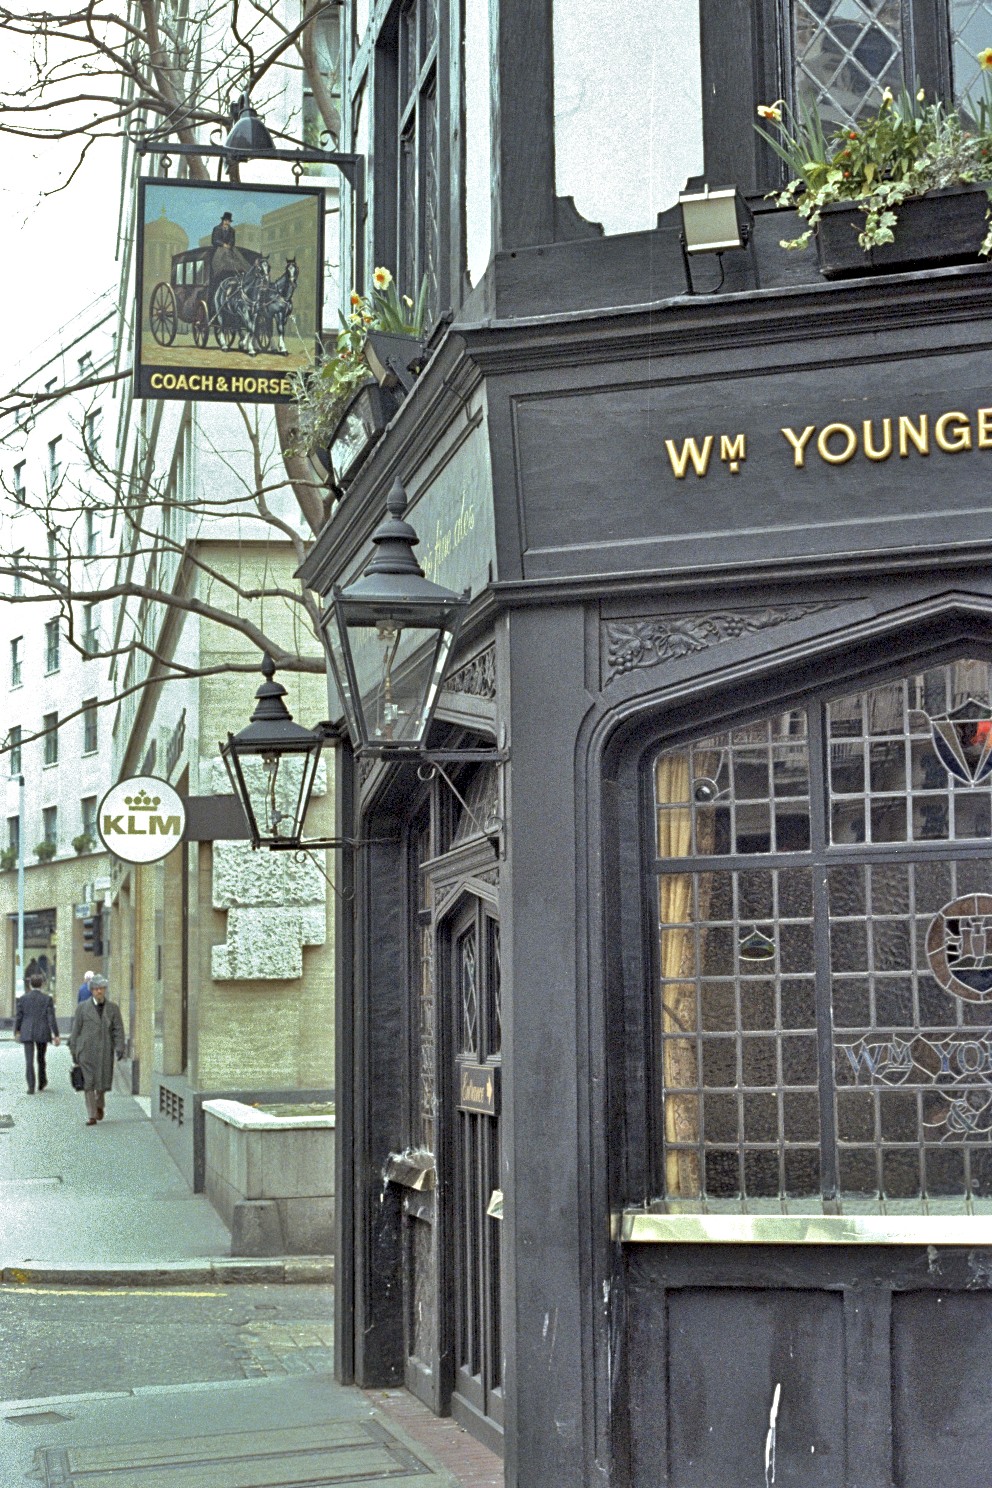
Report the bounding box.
[836,1030,992,1141]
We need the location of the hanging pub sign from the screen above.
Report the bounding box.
[135,178,324,404]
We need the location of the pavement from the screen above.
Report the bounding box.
[0,1375,469,1487]
[0,1034,328,1282]
[0,1036,504,1486]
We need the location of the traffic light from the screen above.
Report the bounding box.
[82,916,103,957]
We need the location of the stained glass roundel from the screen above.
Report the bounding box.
[926,895,992,1003]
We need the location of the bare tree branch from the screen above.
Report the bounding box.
[1,369,131,419]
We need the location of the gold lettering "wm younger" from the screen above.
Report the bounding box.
[665,434,747,478]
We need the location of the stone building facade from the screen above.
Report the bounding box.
[0,295,118,1024]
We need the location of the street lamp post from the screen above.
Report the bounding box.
[16,771,24,1000]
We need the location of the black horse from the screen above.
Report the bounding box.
[258,257,300,355]
[213,255,271,357]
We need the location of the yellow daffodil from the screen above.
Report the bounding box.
[979,46,992,69]
[756,102,783,122]
[402,294,414,308]
[881,86,894,106]
[372,266,393,290]
[350,291,362,306]
[917,87,926,101]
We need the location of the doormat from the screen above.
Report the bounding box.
[34,1416,454,1485]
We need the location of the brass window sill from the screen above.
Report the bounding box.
[620,1211,992,1245]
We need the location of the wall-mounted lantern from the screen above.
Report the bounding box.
[220,657,332,850]
[321,478,470,754]
[222,480,504,855]
[326,382,400,490]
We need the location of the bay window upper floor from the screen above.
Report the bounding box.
[342,0,992,320]
[707,0,992,198]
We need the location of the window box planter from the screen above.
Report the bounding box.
[815,184,992,279]
[324,380,399,490]
[34,840,57,862]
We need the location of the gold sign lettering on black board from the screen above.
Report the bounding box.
[459,1062,500,1116]
[663,405,992,478]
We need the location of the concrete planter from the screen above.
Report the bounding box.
[203,1099,335,1257]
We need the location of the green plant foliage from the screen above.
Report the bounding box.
[0,847,17,872]
[755,78,992,254]
[72,833,95,855]
[291,267,428,461]
[34,840,57,861]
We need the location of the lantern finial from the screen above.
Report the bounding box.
[365,478,424,578]
[386,478,408,519]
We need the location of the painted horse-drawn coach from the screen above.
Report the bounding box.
[147,244,299,357]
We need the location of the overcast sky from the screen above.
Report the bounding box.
[1,131,121,389]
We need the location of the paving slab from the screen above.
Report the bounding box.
[0,1376,458,1487]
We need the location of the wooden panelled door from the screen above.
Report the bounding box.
[450,896,504,1448]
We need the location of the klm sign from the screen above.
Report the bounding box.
[98,777,186,864]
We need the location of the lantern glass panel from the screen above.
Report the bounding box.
[350,619,455,746]
[228,746,321,843]
[326,616,362,745]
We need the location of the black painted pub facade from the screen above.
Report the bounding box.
[301,2,992,1482]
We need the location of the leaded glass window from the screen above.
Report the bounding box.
[951,0,992,108]
[653,657,992,1215]
[788,0,992,133]
[459,925,479,1056]
[414,817,435,1150]
[395,0,440,323]
[792,0,910,131]
[418,923,436,1150]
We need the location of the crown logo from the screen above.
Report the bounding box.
[124,789,160,812]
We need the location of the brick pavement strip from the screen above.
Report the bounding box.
[364,1388,504,1488]
[235,1321,336,1378]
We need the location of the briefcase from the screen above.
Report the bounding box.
[69,1064,85,1091]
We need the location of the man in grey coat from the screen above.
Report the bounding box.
[14,972,60,1093]
[68,975,125,1125]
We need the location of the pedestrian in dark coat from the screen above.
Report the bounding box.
[15,973,61,1093]
[68,975,125,1125]
[77,969,94,1002]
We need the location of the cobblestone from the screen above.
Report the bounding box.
[234,1320,336,1377]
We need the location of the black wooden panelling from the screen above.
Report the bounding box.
[892,1290,992,1488]
[624,1247,992,1485]
[665,1288,846,1488]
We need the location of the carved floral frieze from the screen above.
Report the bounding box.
[446,645,496,701]
[604,603,841,681]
